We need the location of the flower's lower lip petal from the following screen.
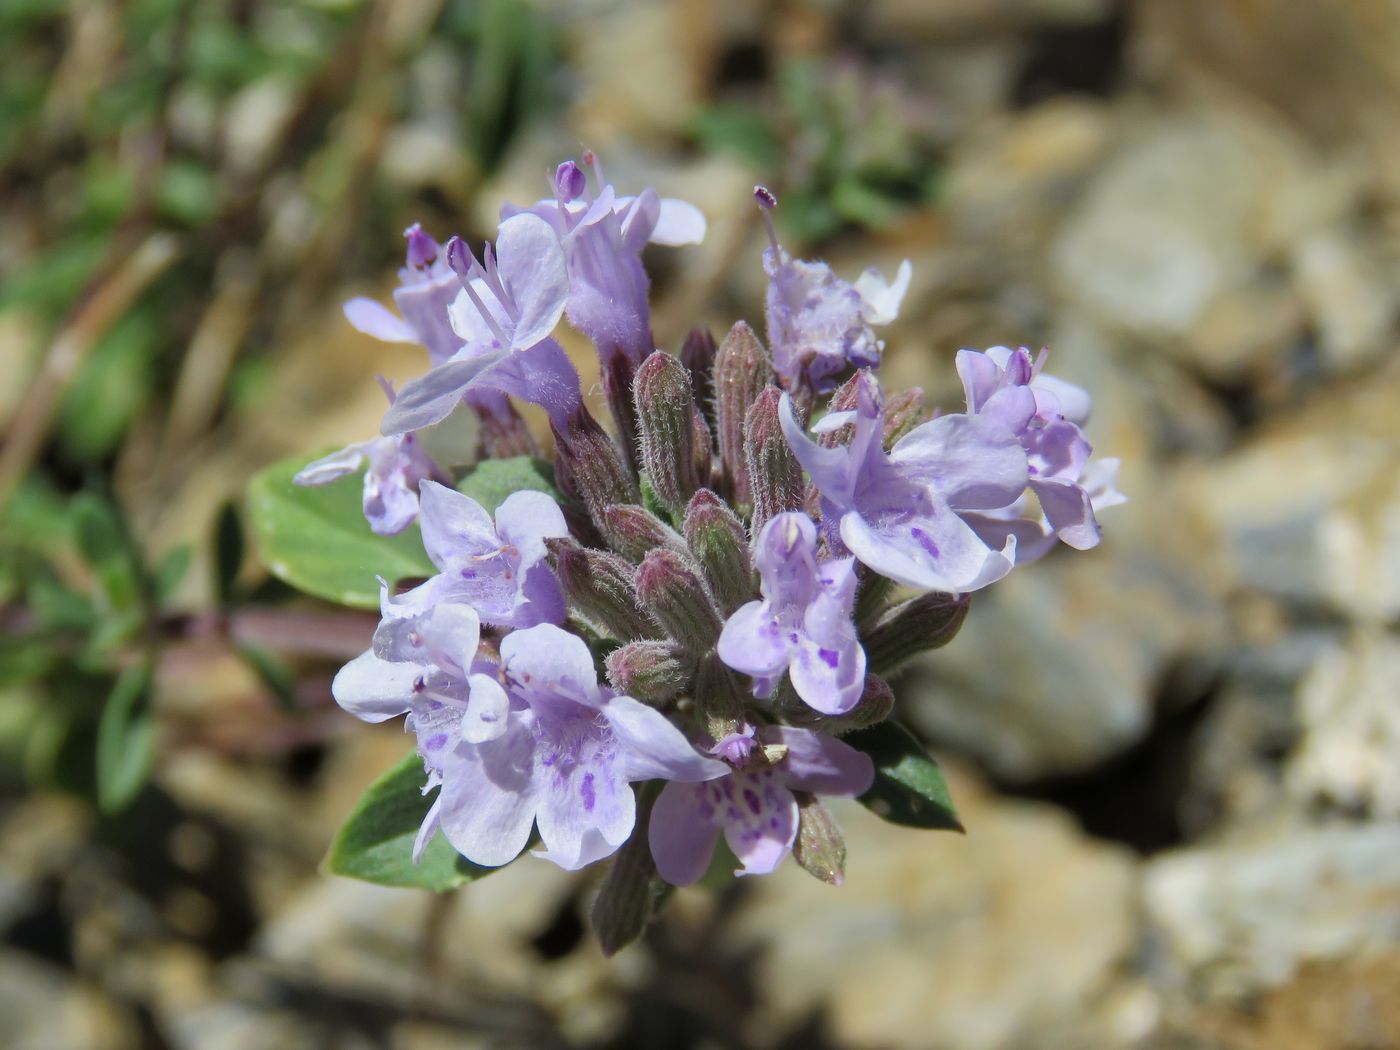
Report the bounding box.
[437,724,539,867]
[723,781,798,877]
[331,651,417,723]
[649,781,723,886]
[533,769,635,871]
[382,356,504,436]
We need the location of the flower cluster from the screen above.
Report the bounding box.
[311,159,1122,906]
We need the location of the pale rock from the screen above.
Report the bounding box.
[1291,224,1399,373]
[733,775,1139,1050]
[1287,630,1400,817]
[1143,822,1400,994]
[223,77,299,176]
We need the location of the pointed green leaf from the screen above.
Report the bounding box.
[96,663,156,814]
[455,455,559,514]
[326,751,506,891]
[845,721,963,832]
[247,454,434,609]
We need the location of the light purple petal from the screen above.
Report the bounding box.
[533,762,635,871]
[412,794,442,864]
[414,601,482,677]
[461,673,510,743]
[717,600,794,683]
[494,490,568,563]
[496,212,569,349]
[437,717,539,867]
[1032,477,1101,550]
[720,772,798,878]
[447,279,510,353]
[788,560,865,715]
[381,354,506,435]
[840,501,1014,594]
[1034,372,1092,425]
[779,392,859,508]
[293,442,373,487]
[619,188,660,252]
[415,480,499,571]
[344,297,415,343]
[853,259,911,325]
[606,696,729,782]
[500,623,601,707]
[890,413,1028,512]
[649,781,722,886]
[331,650,416,722]
[651,197,706,246]
[767,726,875,797]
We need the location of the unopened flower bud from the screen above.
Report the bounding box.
[819,373,862,449]
[681,327,717,429]
[602,352,643,475]
[636,548,721,655]
[692,407,714,491]
[555,160,587,202]
[602,504,687,563]
[779,673,895,734]
[591,789,666,956]
[714,321,771,505]
[634,351,700,516]
[864,593,971,675]
[882,387,927,449]
[553,408,639,536]
[683,489,753,615]
[694,653,747,740]
[606,640,690,702]
[551,538,660,642]
[745,387,803,534]
[791,793,847,886]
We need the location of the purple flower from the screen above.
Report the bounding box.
[503,154,707,369]
[390,480,569,628]
[444,625,726,869]
[955,346,1116,557]
[780,372,1028,593]
[648,724,874,884]
[757,188,911,394]
[294,383,445,536]
[717,512,865,714]
[381,213,581,436]
[342,225,463,365]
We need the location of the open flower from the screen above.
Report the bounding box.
[342,225,463,365]
[757,188,911,395]
[781,371,1028,593]
[956,346,1123,560]
[390,480,569,629]
[649,724,874,884]
[439,625,726,870]
[293,382,445,536]
[717,512,865,714]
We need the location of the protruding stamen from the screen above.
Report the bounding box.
[375,374,397,404]
[403,223,439,270]
[479,242,519,322]
[581,148,605,187]
[754,185,780,252]
[555,160,587,203]
[446,236,511,346]
[1032,346,1050,378]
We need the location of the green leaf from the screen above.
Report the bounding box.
[455,456,559,514]
[325,751,504,891]
[152,545,192,604]
[214,501,245,605]
[72,492,143,614]
[846,721,963,832]
[96,663,156,814]
[247,454,435,609]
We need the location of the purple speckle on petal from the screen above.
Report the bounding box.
[742,789,763,815]
[425,733,448,751]
[818,647,841,668]
[910,526,940,558]
[580,772,596,812]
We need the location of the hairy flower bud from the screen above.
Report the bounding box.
[591,787,667,956]
[602,503,688,563]
[683,489,754,615]
[554,408,639,535]
[745,387,804,534]
[777,673,895,734]
[551,538,660,642]
[681,326,717,430]
[636,548,722,656]
[791,793,847,886]
[602,352,643,476]
[881,386,927,449]
[694,652,747,740]
[714,321,771,505]
[606,640,691,702]
[634,351,700,516]
[864,593,971,675]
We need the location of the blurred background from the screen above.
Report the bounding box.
[5,0,1400,1047]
